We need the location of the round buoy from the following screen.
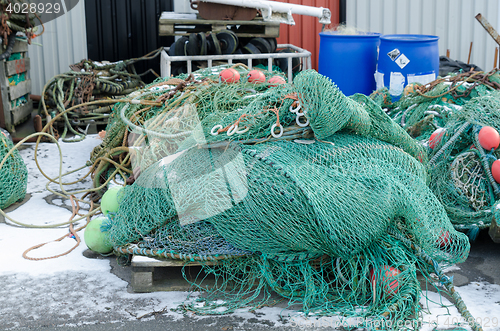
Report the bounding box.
[370,265,401,297]
[219,68,240,83]
[492,160,500,183]
[428,128,446,149]
[101,186,123,216]
[478,126,500,151]
[247,69,266,84]
[84,216,113,254]
[268,76,286,87]
[437,230,451,248]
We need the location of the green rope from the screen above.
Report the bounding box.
[387,228,482,331]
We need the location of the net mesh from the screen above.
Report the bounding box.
[428,93,500,231]
[96,67,471,328]
[0,132,28,209]
[384,71,500,232]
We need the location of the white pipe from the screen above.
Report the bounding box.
[198,0,331,25]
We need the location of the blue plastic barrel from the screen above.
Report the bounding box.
[318,32,381,96]
[376,34,439,99]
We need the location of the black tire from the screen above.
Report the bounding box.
[174,36,189,56]
[168,41,176,56]
[275,48,301,74]
[242,42,264,65]
[216,30,239,54]
[186,33,200,56]
[266,38,277,53]
[249,37,273,54]
[198,32,207,55]
[171,63,187,77]
[207,33,222,55]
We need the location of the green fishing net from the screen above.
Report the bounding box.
[95,68,474,329]
[382,71,500,233]
[0,131,27,209]
[428,93,500,232]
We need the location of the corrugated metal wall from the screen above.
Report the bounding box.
[346,0,500,72]
[27,0,88,95]
[276,0,340,70]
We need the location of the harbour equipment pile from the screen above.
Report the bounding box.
[40,49,162,142]
[92,67,475,330]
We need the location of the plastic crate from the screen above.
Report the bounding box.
[0,39,33,133]
[160,44,312,83]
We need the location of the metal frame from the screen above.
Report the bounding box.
[197,0,331,25]
[160,44,312,83]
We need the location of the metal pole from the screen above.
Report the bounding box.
[475,13,500,46]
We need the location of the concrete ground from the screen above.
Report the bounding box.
[4,229,500,331]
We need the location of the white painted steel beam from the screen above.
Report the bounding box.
[198,0,331,25]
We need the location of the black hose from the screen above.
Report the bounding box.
[0,34,18,61]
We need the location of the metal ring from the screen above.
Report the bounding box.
[227,124,238,136]
[289,102,301,114]
[236,126,249,134]
[271,123,283,138]
[296,115,309,127]
[211,124,222,136]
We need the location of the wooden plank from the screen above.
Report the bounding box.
[5,58,30,76]
[9,79,31,100]
[130,255,224,292]
[11,100,32,126]
[159,24,174,36]
[131,255,214,267]
[11,40,28,53]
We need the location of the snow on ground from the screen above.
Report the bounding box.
[1,135,500,330]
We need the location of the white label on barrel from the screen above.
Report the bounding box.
[407,72,436,85]
[374,71,385,90]
[389,72,405,96]
[387,48,400,61]
[395,54,410,69]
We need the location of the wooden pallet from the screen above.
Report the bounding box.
[131,255,217,293]
[159,12,280,38]
[0,40,33,133]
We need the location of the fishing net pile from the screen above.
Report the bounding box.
[385,69,500,233]
[94,67,472,329]
[0,131,27,209]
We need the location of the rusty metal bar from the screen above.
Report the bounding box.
[476,13,500,46]
[495,47,498,68]
[468,41,473,64]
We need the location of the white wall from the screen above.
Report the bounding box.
[347,0,500,72]
[174,0,196,13]
[28,0,88,95]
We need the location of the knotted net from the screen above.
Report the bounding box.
[0,131,27,209]
[98,68,471,329]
